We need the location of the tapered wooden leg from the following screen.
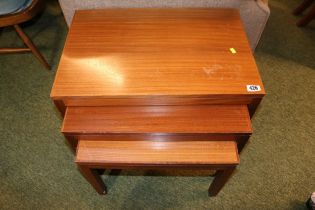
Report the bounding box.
[297,4,315,26]
[293,0,314,15]
[208,167,236,196]
[53,100,66,117]
[248,98,262,118]
[78,165,107,195]
[13,24,51,70]
[64,135,77,153]
[236,135,250,153]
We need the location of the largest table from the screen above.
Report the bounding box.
[51,8,265,117]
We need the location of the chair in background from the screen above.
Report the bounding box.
[293,0,315,27]
[0,0,50,70]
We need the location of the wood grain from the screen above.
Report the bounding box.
[62,105,252,135]
[51,8,265,103]
[77,134,237,142]
[76,140,239,166]
[59,95,258,106]
[64,134,254,154]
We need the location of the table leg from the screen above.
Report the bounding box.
[64,135,77,153]
[297,4,315,26]
[78,165,107,195]
[248,98,262,118]
[53,100,66,116]
[293,0,314,15]
[208,167,236,196]
[236,135,250,153]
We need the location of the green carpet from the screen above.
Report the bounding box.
[0,0,314,209]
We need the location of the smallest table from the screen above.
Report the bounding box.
[76,139,240,196]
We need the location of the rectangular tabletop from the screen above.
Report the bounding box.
[51,8,265,104]
[76,140,239,166]
[62,105,252,135]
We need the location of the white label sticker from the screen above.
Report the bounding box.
[246,85,261,92]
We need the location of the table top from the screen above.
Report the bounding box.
[62,105,251,135]
[76,140,239,165]
[51,8,265,100]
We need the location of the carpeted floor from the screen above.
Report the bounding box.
[0,0,314,209]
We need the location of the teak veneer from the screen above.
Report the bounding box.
[50,8,266,197]
[62,105,251,135]
[76,139,239,196]
[62,105,252,153]
[51,8,265,116]
[76,140,239,166]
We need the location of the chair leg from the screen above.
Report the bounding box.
[297,4,315,26]
[293,0,314,15]
[78,165,107,195]
[208,167,236,196]
[13,24,51,70]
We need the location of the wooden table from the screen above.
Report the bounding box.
[51,8,265,196]
[51,8,264,115]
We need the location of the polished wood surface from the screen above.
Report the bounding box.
[50,8,263,197]
[65,134,239,154]
[76,139,238,196]
[60,95,257,106]
[78,134,237,141]
[76,140,239,166]
[65,134,253,155]
[53,95,257,117]
[62,105,252,135]
[51,8,265,101]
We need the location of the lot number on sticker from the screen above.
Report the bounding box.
[246,85,261,92]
